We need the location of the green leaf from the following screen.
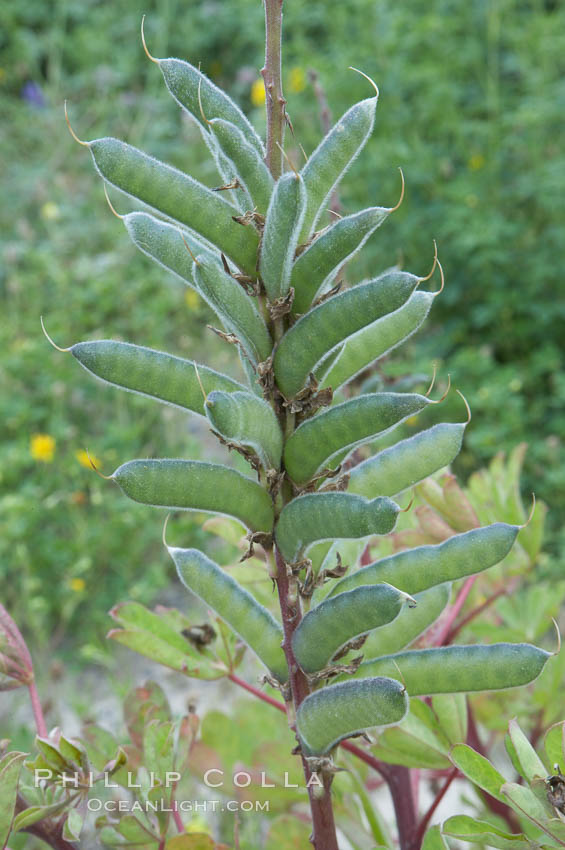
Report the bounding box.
[449,743,507,803]
[443,815,531,850]
[506,719,547,783]
[502,782,556,827]
[431,694,468,745]
[62,808,84,842]
[544,722,565,773]
[422,825,450,850]
[0,751,26,847]
[12,797,72,833]
[372,707,451,769]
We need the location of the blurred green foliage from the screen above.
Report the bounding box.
[1,0,563,652]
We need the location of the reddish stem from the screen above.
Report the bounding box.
[261,0,285,180]
[415,767,458,846]
[434,576,477,646]
[274,548,340,850]
[445,581,517,643]
[228,671,288,712]
[28,678,48,738]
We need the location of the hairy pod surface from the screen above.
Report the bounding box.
[273,271,421,398]
[291,206,391,314]
[170,547,287,682]
[327,523,519,598]
[259,173,306,302]
[192,260,272,363]
[123,213,270,365]
[71,341,243,416]
[318,291,434,391]
[348,644,552,694]
[296,677,408,756]
[275,493,399,563]
[157,58,264,156]
[111,459,274,532]
[348,422,467,498]
[205,390,283,470]
[292,583,414,674]
[210,118,274,215]
[299,96,378,241]
[87,137,258,273]
[362,584,451,659]
[284,392,431,486]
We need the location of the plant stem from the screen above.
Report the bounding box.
[274,548,340,850]
[228,671,288,712]
[414,767,458,846]
[15,794,76,850]
[384,765,418,850]
[262,0,285,179]
[28,677,48,738]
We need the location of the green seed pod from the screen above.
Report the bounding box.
[70,340,244,416]
[273,271,421,399]
[205,390,283,470]
[362,585,451,658]
[124,211,219,284]
[318,291,434,391]
[86,137,258,274]
[192,259,273,364]
[259,173,306,302]
[327,523,519,598]
[210,118,274,215]
[296,677,408,756]
[348,644,552,694]
[112,459,274,532]
[156,58,264,156]
[122,213,270,366]
[348,422,467,499]
[299,94,378,241]
[292,583,414,674]
[284,392,431,486]
[275,493,399,563]
[291,206,391,314]
[170,547,287,682]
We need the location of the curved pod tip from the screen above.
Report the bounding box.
[40,316,70,353]
[141,15,159,64]
[348,66,379,98]
[64,101,89,147]
[85,449,112,480]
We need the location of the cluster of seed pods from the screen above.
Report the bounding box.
[53,34,552,758]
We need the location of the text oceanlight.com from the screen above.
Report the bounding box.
[86,800,270,813]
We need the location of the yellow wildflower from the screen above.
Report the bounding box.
[185,289,201,310]
[31,434,55,462]
[289,66,306,94]
[76,449,100,470]
[69,578,86,592]
[468,153,485,171]
[40,202,60,221]
[251,78,266,107]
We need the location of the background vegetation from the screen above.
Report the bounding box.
[1,0,563,656]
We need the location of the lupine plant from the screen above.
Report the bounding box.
[15,1,556,848]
